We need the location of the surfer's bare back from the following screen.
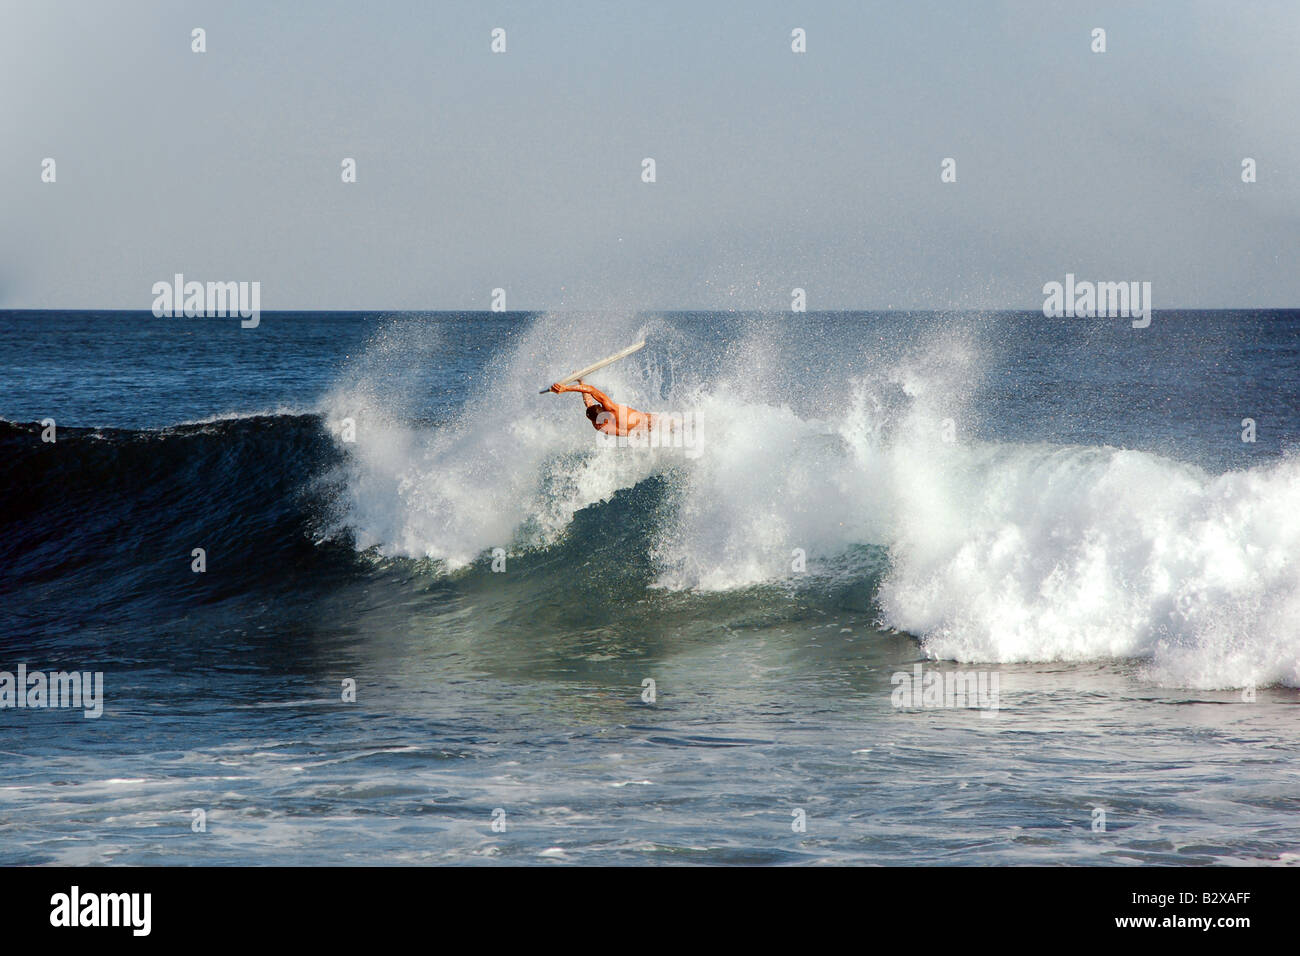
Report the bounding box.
[549,380,653,436]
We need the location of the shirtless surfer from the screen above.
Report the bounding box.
[549,380,654,436]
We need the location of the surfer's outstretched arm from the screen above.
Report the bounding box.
[576,382,617,412]
[550,380,616,412]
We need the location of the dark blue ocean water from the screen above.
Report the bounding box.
[4,311,1298,468]
[1,309,1298,865]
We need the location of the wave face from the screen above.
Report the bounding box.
[0,414,347,632]
[3,311,1297,690]
[308,312,1300,690]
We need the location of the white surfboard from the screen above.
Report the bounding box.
[539,339,646,393]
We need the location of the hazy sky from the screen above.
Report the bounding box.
[3,0,1298,310]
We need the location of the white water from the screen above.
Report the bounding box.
[322,313,675,566]
[323,313,1300,689]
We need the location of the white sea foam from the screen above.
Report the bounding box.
[172,407,308,427]
[880,441,1300,689]
[321,313,679,568]
[323,313,1300,688]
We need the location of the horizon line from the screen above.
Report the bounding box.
[2,307,1298,315]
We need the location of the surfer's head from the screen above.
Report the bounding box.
[586,405,603,425]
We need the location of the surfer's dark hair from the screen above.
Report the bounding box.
[586,405,602,423]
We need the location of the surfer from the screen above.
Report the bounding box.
[549,380,654,436]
